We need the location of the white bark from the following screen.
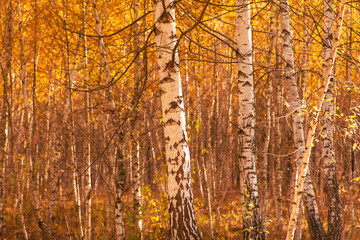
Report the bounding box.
[153,0,201,238]
[90,1,126,238]
[0,80,9,238]
[285,0,346,239]
[63,5,84,238]
[236,1,264,239]
[83,1,92,239]
[132,0,143,236]
[0,1,14,235]
[322,1,342,239]
[16,1,28,238]
[279,0,327,238]
[274,99,283,229]
[92,0,115,111]
[115,147,126,240]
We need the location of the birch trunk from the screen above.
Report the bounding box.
[0,0,14,236]
[322,1,342,239]
[262,80,271,223]
[63,5,84,237]
[153,0,201,238]
[115,146,126,240]
[197,68,213,237]
[0,103,8,237]
[279,0,327,239]
[92,0,115,111]
[20,1,49,238]
[91,1,126,238]
[132,0,143,236]
[346,5,355,226]
[236,1,264,239]
[274,90,283,230]
[0,105,8,237]
[285,0,346,239]
[273,18,283,231]
[131,139,142,236]
[261,5,277,222]
[83,1,92,239]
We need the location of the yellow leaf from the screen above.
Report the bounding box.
[353,143,358,150]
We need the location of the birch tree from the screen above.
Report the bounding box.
[0,1,13,235]
[322,0,342,239]
[16,4,32,236]
[285,0,346,238]
[62,3,84,237]
[82,1,92,239]
[279,0,328,239]
[131,0,143,236]
[153,0,201,238]
[236,1,264,239]
[91,0,126,238]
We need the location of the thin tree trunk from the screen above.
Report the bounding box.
[22,1,50,238]
[91,0,115,111]
[273,18,283,232]
[91,1,127,238]
[274,89,283,231]
[279,0,327,239]
[115,146,126,240]
[18,0,30,239]
[132,0,143,236]
[236,1,264,239]
[261,5,277,222]
[131,138,142,236]
[285,0,346,239]
[211,36,221,230]
[63,3,84,237]
[197,64,213,238]
[153,0,201,237]
[83,1,92,239]
[346,5,355,227]
[262,81,271,223]
[0,1,14,236]
[322,1,342,239]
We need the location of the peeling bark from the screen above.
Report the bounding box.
[236,1,264,239]
[154,0,201,238]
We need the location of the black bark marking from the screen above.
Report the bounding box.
[169,182,201,239]
[175,95,183,104]
[159,11,174,23]
[175,169,183,183]
[238,70,247,78]
[169,156,180,165]
[164,118,180,126]
[238,128,246,136]
[160,77,175,84]
[179,132,188,145]
[170,31,177,39]
[286,63,293,69]
[165,60,180,73]
[165,100,184,114]
[282,29,290,36]
[158,88,165,96]
[242,81,252,87]
[154,26,160,36]
[168,1,177,9]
